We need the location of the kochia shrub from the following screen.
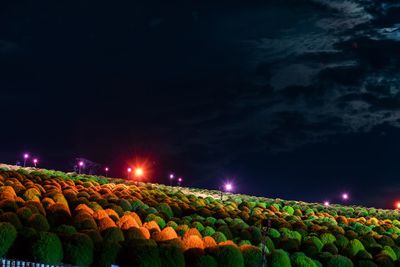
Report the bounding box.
[0,222,17,258]
[32,232,63,264]
[212,245,244,267]
[62,233,94,266]
[269,249,291,267]
[327,255,353,267]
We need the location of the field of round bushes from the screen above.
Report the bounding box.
[1,167,400,266]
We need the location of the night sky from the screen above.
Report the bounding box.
[2,0,400,208]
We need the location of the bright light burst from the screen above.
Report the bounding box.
[224,183,233,192]
[134,167,144,177]
[342,193,349,200]
[324,201,330,207]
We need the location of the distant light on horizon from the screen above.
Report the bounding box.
[24,153,29,159]
[79,161,84,167]
[224,183,233,192]
[169,174,174,179]
[324,201,330,207]
[342,193,349,200]
[396,202,400,209]
[105,167,109,171]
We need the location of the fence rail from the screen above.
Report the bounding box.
[0,259,75,267]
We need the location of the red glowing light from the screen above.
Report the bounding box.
[396,202,400,209]
[134,168,144,177]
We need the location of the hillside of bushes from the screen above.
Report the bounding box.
[0,165,400,266]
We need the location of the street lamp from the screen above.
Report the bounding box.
[23,153,29,167]
[342,193,349,201]
[324,201,330,207]
[78,161,84,174]
[169,174,174,186]
[127,167,132,179]
[221,182,233,200]
[105,167,109,177]
[33,158,38,168]
[178,177,182,186]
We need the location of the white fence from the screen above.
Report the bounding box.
[0,259,74,267]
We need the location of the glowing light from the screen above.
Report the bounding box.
[169,174,174,179]
[324,201,330,207]
[24,153,29,159]
[178,177,182,182]
[33,158,38,167]
[396,202,400,209]
[342,193,349,200]
[134,168,144,177]
[224,183,233,192]
[105,167,109,172]
[127,167,132,173]
[79,161,84,167]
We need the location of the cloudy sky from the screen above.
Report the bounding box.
[1,0,400,207]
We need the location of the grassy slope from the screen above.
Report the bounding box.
[0,164,399,266]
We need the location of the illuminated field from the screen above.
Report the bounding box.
[0,165,399,267]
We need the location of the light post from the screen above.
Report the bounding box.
[178,177,182,186]
[220,182,233,200]
[23,153,29,167]
[169,174,174,186]
[261,219,272,267]
[78,161,84,174]
[105,167,109,177]
[33,158,38,168]
[127,167,132,179]
[342,193,349,201]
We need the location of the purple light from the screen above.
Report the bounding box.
[24,153,29,159]
[324,201,330,207]
[169,174,174,179]
[33,158,38,163]
[79,161,84,167]
[105,167,109,172]
[224,183,233,192]
[342,193,349,200]
[178,177,182,182]
[127,167,132,173]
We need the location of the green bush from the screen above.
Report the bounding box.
[291,253,317,267]
[269,249,291,267]
[194,255,218,267]
[347,239,365,257]
[32,232,63,264]
[241,246,262,267]
[0,222,17,257]
[62,233,94,266]
[327,255,353,267]
[202,226,216,237]
[93,241,120,267]
[381,246,397,261]
[159,243,185,267]
[212,231,227,243]
[118,239,161,267]
[28,214,50,232]
[157,203,174,220]
[213,245,244,267]
[103,227,125,243]
[321,233,336,245]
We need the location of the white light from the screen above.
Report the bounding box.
[324,201,330,207]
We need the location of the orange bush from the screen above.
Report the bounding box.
[182,235,204,250]
[74,204,94,215]
[152,226,178,242]
[183,228,202,239]
[117,214,139,230]
[203,236,217,248]
[98,216,117,231]
[143,220,161,232]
